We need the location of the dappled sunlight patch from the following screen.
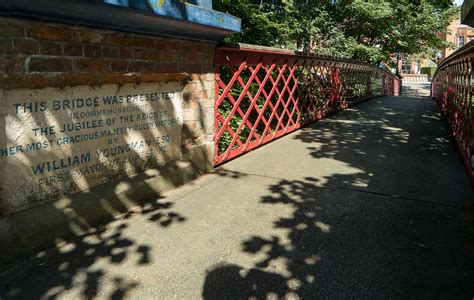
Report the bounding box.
[304,255,321,266]
[304,158,365,186]
[56,240,77,254]
[144,168,161,177]
[296,223,308,230]
[421,113,442,121]
[113,181,131,194]
[418,136,451,153]
[350,178,369,188]
[287,278,302,290]
[324,119,358,124]
[315,221,331,233]
[1,194,186,299]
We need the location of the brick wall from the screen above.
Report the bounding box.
[0,16,216,214]
[0,17,213,77]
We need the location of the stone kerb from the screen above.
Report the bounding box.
[0,16,216,265]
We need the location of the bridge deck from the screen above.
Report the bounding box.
[1,93,473,298]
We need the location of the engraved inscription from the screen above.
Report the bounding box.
[0,83,184,210]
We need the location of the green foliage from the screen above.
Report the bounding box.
[214,0,459,64]
[214,0,293,47]
[420,66,436,77]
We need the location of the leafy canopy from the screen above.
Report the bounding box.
[214,0,458,64]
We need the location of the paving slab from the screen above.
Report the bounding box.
[1,93,473,299]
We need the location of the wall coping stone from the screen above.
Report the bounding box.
[0,0,241,42]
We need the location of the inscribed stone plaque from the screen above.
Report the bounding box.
[0,82,184,214]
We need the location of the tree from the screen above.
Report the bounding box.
[215,0,458,65]
[213,0,292,47]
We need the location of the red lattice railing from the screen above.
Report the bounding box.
[432,41,474,185]
[215,44,400,165]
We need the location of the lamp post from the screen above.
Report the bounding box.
[435,50,442,65]
[396,48,401,77]
[395,48,402,96]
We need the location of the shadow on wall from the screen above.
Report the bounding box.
[0,74,212,298]
[203,96,474,298]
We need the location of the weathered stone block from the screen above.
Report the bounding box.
[28,57,72,73]
[102,45,120,59]
[63,43,83,57]
[134,48,149,61]
[31,24,72,42]
[83,44,102,58]
[73,29,104,44]
[0,57,25,74]
[0,82,185,215]
[73,58,108,72]
[39,41,62,56]
[0,19,24,37]
[13,38,39,55]
[109,60,129,72]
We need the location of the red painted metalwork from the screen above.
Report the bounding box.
[432,41,474,185]
[215,44,401,165]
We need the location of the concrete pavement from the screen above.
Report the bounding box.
[402,82,431,97]
[1,89,473,299]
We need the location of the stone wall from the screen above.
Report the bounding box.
[0,17,215,83]
[0,16,215,263]
[401,74,429,83]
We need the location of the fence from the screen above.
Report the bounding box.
[432,41,474,185]
[402,74,430,83]
[214,44,401,165]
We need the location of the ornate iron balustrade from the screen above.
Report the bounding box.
[215,44,401,165]
[432,41,474,185]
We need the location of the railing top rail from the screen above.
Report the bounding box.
[431,40,473,186]
[214,42,400,165]
[217,43,395,76]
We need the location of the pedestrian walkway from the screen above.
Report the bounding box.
[1,90,473,298]
[402,82,432,98]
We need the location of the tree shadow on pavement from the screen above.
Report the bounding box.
[0,193,186,299]
[202,96,474,298]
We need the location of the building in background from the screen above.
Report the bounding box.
[437,15,459,61]
[399,14,474,81]
[438,16,474,61]
[454,21,474,47]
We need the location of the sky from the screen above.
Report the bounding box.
[455,0,464,5]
